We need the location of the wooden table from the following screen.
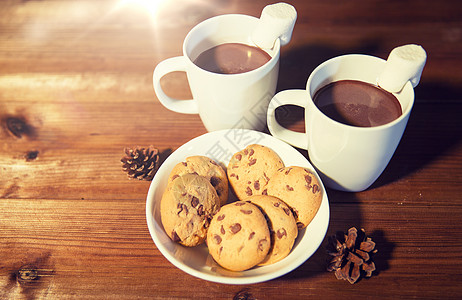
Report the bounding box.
[1,0,462,298]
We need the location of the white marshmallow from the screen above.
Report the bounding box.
[252,3,297,49]
[378,44,427,93]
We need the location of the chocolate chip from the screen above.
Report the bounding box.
[210,176,220,187]
[213,234,222,244]
[236,154,242,161]
[276,228,287,239]
[248,158,257,166]
[177,203,188,215]
[240,209,252,215]
[312,184,320,194]
[258,239,268,251]
[191,196,199,208]
[220,225,225,235]
[283,207,291,216]
[286,185,294,191]
[249,232,255,240]
[285,168,292,175]
[262,189,268,195]
[182,162,187,166]
[254,180,260,190]
[243,149,248,155]
[245,187,252,196]
[171,174,179,181]
[172,230,181,242]
[217,214,225,221]
[273,202,280,207]
[230,173,236,177]
[249,149,254,156]
[305,175,312,185]
[197,205,204,216]
[230,223,242,234]
[234,202,246,206]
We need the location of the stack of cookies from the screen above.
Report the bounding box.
[160,144,323,272]
[160,156,228,247]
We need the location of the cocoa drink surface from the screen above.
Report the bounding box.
[313,80,402,127]
[193,43,271,74]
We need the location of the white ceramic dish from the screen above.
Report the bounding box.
[146,129,330,284]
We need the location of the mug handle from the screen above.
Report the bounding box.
[267,89,308,149]
[153,56,199,114]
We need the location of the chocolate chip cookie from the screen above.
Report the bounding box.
[161,173,220,247]
[207,201,271,271]
[263,166,322,229]
[168,155,228,206]
[248,195,298,265]
[227,144,284,201]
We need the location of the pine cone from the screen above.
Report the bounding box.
[121,146,159,181]
[326,227,377,284]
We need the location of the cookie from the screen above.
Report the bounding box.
[263,166,322,229]
[227,144,284,201]
[247,195,298,265]
[207,201,271,271]
[161,173,220,247]
[168,156,228,206]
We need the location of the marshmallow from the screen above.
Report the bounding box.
[378,44,427,93]
[252,3,297,49]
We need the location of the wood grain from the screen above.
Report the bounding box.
[1,0,462,298]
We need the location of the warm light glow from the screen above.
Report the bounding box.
[119,0,167,18]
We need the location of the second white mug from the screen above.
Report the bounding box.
[267,54,415,192]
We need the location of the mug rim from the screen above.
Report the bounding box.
[306,54,415,131]
[182,14,281,77]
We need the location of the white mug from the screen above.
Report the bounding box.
[153,14,280,132]
[267,54,415,192]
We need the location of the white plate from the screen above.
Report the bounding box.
[146,129,330,284]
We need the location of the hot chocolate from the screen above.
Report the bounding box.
[193,43,271,74]
[313,80,402,127]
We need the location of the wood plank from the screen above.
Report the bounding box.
[1,0,462,298]
[1,199,461,298]
[2,99,460,203]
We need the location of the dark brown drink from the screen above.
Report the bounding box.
[313,80,402,127]
[193,43,271,74]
